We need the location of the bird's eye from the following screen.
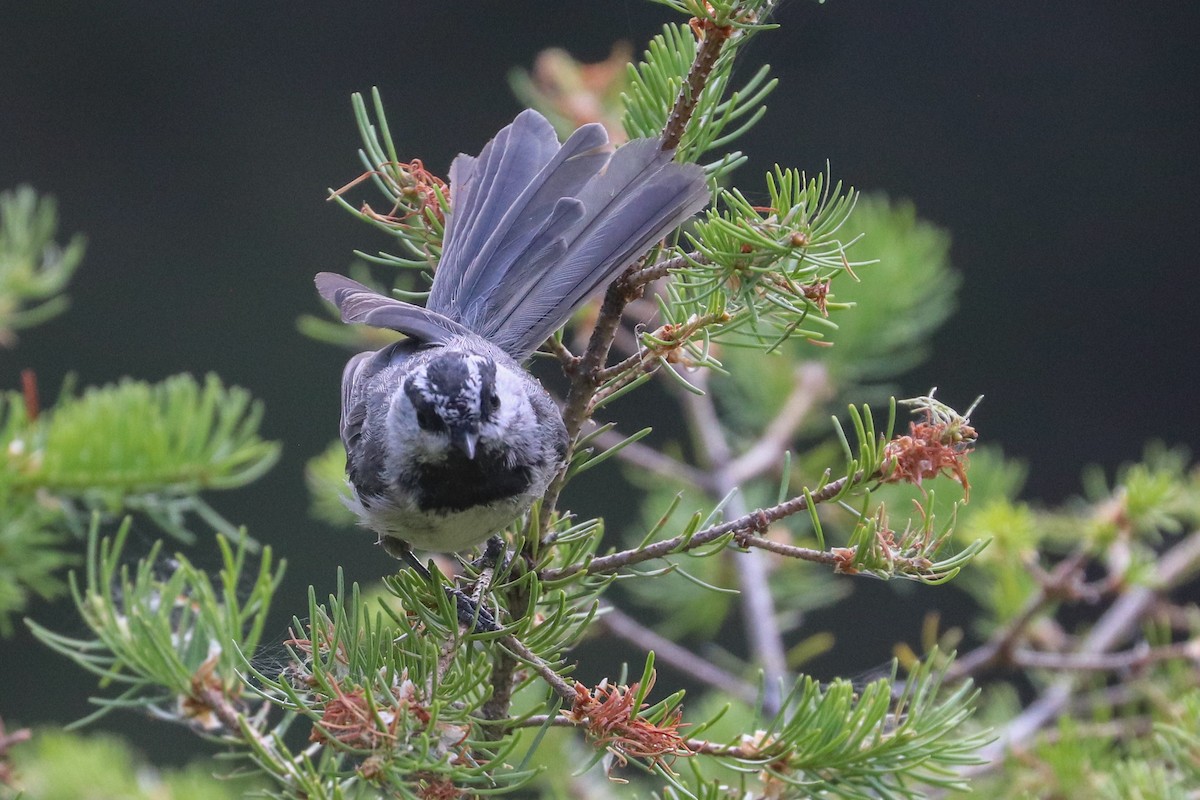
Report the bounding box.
[416,407,443,432]
[480,391,501,417]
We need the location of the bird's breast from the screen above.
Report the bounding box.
[411,450,534,512]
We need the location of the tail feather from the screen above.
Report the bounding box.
[436,114,554,295]
[432,111,610,322]
[537,140,707,308]
[428,109,709,360]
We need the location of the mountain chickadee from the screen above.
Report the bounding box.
[316,110,708,606]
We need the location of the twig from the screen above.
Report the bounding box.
[726,363,831,485]
[546,337,579,373]
[970,528,1200,771]
[540,469,862,583]
[481,641,522,731]
[683,738,764,759]
[625,250,705,290]
[947,550,1090,681]
[196,686,310,789]
[483,553,534,729]
[0,714,32,786]
[594,311,726,385]
[539,21,736,531]
[541,277,636,524]
[662,21,734,151]
[1011,639,1200,672]
[590,427,713,490]
[500,633,576,702]
[681,373,789,715]
[508,714,769,761]
[20,369,39,420]
[596,604,758,705]
[735,532,844,567]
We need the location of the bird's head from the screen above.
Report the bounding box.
[402,351,502,460]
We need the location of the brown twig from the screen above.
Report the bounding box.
[540,262,650,528]
[546,337,580,373]
[508,714,771,761]
[969,528,1200,771]
[538,22,736,532]
[194,686,313,788]
[662,21,735,152]
[0,715,32,786]
[734,533,845,567]
[594,311,725,384]
[499,633,576,702]
[625,250,705,290]
[540,469,863,583]
[482,568,533,729]
[20,369,39,421]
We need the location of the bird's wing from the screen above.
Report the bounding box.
[315,272,472,345]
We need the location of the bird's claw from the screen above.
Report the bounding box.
[383,536,500,633]
[447,587,499,633]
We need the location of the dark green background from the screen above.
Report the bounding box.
[3,0,1197,763]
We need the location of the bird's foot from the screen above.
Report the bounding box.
[383,536,500,633]
[469,534,509,574]
[447,587,499,632]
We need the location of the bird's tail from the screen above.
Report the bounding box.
[428,109,709,360]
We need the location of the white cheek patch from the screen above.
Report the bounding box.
[479,367,532,443]
[388,391,449,467]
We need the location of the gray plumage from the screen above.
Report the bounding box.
[317,109,708,554]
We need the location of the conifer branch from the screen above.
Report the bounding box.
[972,527,1200,770]
[540,469,861,582]
[680,372,789,714]
[538,16,739,530]
[661,19,734,151]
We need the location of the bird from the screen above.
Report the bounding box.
[316,109,708,623]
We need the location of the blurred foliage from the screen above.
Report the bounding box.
[938,444,1200,798]
[509,42,635,142]
[0,478,74,636]
[0,185,85,347]
[964,687,1200,799]
[26,374,279,501]
[3,728,263,800]
[306,438,357,527]
[0,185,280,632]
[815,193,959,391]
[0,373,279,630]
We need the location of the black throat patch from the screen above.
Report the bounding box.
[411,450,534,512]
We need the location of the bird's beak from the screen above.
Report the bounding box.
[449,424,480,459]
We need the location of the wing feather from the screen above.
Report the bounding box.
[315,272,472,344]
